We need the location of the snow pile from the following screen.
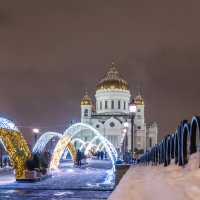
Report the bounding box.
[109,152,200,200]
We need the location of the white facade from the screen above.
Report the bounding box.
[80,62,158,155]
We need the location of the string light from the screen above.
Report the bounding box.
[0,118,31,178]
[33,132,62,153]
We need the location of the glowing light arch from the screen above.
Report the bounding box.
[95,142,105,152]
[62,138,86,159]
[0,118,31,178]
[50,123,118,171]
[32,132,78,164]
[96,142,104,151]
[85,135,118,158]
[33,132,62,153]
[85,136,101,154]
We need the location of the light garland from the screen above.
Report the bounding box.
[50,135,71,170]
[67,142,77,164]
[33,132,62,153]
[0,128,31,178]
[0,117,19,131]
[0,117,31,178]
[62,138,86,159]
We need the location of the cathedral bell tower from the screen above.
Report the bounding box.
[80,88,92,124]
[134,91,146,152]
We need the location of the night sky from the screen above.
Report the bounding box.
[0,0,200,145]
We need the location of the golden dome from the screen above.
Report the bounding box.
[80,88,92,105]
[134,93,144,105]
[97,61,129,90]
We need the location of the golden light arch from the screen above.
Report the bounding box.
[0,118,31,178]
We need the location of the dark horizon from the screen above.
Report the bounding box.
[0,0,200,145]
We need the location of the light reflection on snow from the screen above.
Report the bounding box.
[67,169,74,173]
[54,191,74,196]
[103,169,114,186]
[0,179,15,185]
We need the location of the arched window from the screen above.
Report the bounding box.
[111,100,114,109]
[84,109,88,117]
[118,100,120,109]
[124,101,126,110]
[149,138,152,147]
[105,101,108,109]
[100,101,102,110]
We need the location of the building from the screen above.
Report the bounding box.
[79,61,158,155]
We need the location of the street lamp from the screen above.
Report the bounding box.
[129,100,136,158]
[33,128,39,145]
[123,125,128,153]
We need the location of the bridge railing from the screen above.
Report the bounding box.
[140,116,200,168]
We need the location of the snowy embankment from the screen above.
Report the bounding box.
[109,153,200,200]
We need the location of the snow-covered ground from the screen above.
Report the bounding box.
[109,152,200,200]
[0,158,115,190]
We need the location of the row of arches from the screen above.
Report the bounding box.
[140,116,200,168]
[33,123,118,171]
[0,117,118,178]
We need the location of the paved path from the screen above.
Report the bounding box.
[0,158,115,199]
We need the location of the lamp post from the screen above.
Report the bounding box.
[123,122,129,153]
[129,100,136,158]
[33,128,40,145]
[122,127,127,153]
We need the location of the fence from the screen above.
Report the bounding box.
[140,116,200,168]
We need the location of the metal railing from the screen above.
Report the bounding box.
[140,116,200,168]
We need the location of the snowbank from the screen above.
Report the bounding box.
[109,152,200,200]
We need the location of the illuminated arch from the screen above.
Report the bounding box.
[33,132,62,153]
[85,136,101,154]
[71,138,86,146]
[85,135,118,158]
[50,123,118,171]
[62,138,86,159]
[66,142,77,164]
[96,142,104,151]
[0,118,31,178]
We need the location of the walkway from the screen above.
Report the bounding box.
[0,158,115,199]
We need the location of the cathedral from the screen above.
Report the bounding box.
[79,61,158,156]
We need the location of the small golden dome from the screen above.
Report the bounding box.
[97,61,129,90]
[80,88,92,105]
[134,93,144,105]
